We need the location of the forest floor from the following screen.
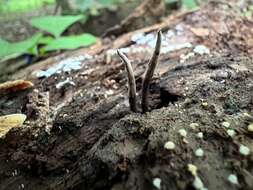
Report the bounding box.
[0,2,253,190]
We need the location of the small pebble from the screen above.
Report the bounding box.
[187,164,198,176]
[222,121,230,128]
[178,129,187,137]
[227,174,239,185]
[153,178,161,189]
[239,145,250,156]
[195,148,204,157]
[164,141,175,150]
[190,123,199,130]
[196,132,203,139]
[227,129,236,137]
[248,123,253,132]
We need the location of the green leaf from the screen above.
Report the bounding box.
[30,15,85,37]
[98,0,123,8]
[43,33,97,51]
[0,33,42,59]
[182,0,198,10]
[38,36,54,44]
[0,39,11,58]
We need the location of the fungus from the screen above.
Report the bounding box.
[190,123,199,130]
[195,148,204,157]
[153,178,161,189]
[227,129,236,137]
[141,30,162,113]
[117,50,137,112]
[164,141,175,150]
[239,144,250,156]
[178,129,187,137]
[222,121,230,128]
[196,132,203,139]
[248,123,253,132]
[227,174,239,185]
[117,30,162,113]
[187,164,198,176]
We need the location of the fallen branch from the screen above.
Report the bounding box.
[117,50,137,112]
[141,30,162,113]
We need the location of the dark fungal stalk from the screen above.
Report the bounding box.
[117,50,137,112]
[141,30,162,113]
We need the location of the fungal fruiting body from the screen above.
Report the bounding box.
[117,50,137,112]
[141,30,162,113]
[117,30,162,113]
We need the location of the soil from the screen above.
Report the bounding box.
[0,2,253,190]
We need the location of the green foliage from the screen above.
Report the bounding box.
[0,14,96,61]
[241,5,253,18]
[43,34,97,51]
[75,0,125,15]
[0,0,55,14]
[38,36,54,44]
[30,15,85,37]
[0,33,42,59]
[181,0,198,10]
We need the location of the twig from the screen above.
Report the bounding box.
[117,50,137,112]
[141,30,162,113]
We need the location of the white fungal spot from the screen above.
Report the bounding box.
[178,129,187,137]
[105,89,114,96]
[187,164,198,176]
[160,42,192,54]
[227,129,236,137]
[36,55,92,78]
[166,30,175,38]
[21,184,25,189]
[153,178,161,189]
[164,141,175,150]
[196,132,203,139]
[56,78,76,89]
[239,145,250,156]
[248,123,253,132]
[222,121,230,128]
[131,31,192,54]
[195,148,204,157]
[243,112,252,118]
[227,174,239,185]
[201,102,208,107]
[193,45,210,55]
[180,52,195,63]
[131,33,145,43]
[190,123,199,130]
[175,24,184,33]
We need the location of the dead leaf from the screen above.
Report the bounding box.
[0,114,27,138]
[0,80,34,93]
[189,27,209,37]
